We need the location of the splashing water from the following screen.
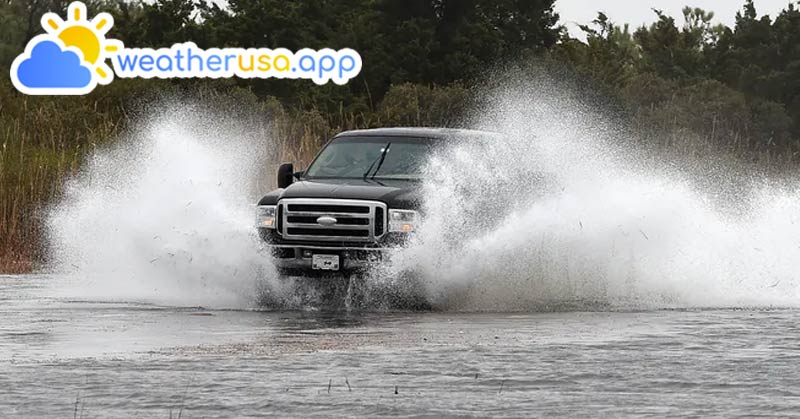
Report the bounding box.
[45,78,800,312]
[385,77,800,311]
[46,103,281,308]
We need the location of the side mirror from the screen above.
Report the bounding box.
[293,170,304,180]
[277,163,294,189]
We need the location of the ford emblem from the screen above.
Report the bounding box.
[316,215,337,226]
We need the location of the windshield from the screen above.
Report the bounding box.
[304,136,435,179]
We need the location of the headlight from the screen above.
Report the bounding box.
[256,205,277,229]
[388,209,417,233]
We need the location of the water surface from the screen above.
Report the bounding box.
[2,275,799,417]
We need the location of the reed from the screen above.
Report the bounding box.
[0,79,132,272]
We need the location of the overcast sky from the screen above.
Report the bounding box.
[555,0,797,39]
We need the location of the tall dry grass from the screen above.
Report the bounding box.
[0,79,134,272]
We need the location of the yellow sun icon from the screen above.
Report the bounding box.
[41,1,123,84]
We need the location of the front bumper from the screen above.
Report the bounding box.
[267,244,393,271]
[259,227,404,272]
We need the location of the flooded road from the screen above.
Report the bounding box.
[3,275,800,418]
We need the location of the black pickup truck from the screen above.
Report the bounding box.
[256,127,494,275]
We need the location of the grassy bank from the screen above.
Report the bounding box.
[0,79,136,272]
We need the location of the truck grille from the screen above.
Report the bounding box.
[278,198,387,242]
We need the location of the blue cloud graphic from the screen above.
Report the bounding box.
[16,40,92,89]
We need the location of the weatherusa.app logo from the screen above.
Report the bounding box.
[10,2,121,95]
[10,1,362,96]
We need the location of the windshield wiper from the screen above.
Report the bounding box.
[370,143,391,179]
[362,143,391,179]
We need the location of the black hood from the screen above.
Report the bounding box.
[258,178,421,209]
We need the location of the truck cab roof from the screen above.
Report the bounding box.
[333,127,501,141]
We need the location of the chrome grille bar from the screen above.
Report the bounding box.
[279,198,387,242]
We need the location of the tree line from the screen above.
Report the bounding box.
[2,0,798,149]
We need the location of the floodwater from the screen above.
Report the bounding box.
[3,275,800,418]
